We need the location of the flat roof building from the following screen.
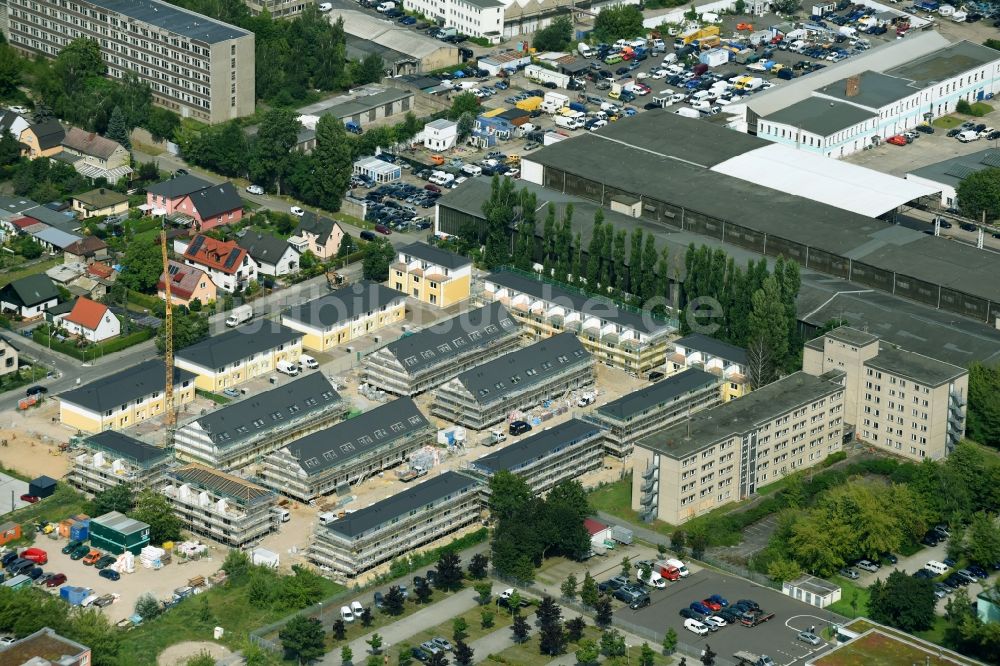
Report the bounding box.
[262,398,435,502]
[0,627,91,666]
[67,431,172,496]
[783,575,841,609]
[361,302,522,397]
[89,510,150,554]
[308,471,481,578]
[175,324,303,392]
[906,147,1000,209]
[633,371,846,524]
[281,281,406,353]
[585,368,721,457]
[174,372,345,470]
[432,331,595,430]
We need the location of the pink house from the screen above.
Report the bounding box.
[145,174,244,231]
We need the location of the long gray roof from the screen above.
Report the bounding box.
[471,419,604,474]
[380,302,520,375]
[452,332,591,404]
[595,368,717,421]
[885,40,1000,88]
[674,333,748,366]
[815,71,918,109]
[59,359,195,413]
[177,325,302,370]
[283,281,406,329]
[91,0,250,43]
[323,471,479,539]
[763,97,877,136]
[187,373,341,447]
[866,344,966,387]
[85,431,171,465]
[237,232,295,266]
[285,398,430,476]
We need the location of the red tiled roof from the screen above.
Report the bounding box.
[87,262,114,279]
[182,235,248,275]
[158,260,209,300]
[65,236,107,256]
[584,518,607,536]
[64,297,109,331]
[11,217,36,229]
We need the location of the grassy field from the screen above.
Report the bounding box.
[932,115,963,129]
[487,625,673,665]
[0,257,62,288]
[407,603,516,649]
[827,578,871,618]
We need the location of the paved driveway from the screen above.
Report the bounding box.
[0,472,30,514]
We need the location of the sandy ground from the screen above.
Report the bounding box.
[0,399,73,479]
[156,641,234,666]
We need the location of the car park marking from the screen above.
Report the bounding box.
[784,614,829,632]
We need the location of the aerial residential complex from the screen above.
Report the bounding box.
[432,331,595,429]
[585,368,721,457]
[281,281,406,353]
[3,0,256,124]
[390,242,472,308]
[67,430,173,496]
[174,325,304,392]
[633,371,846,525]
[803,326,968,461]
[361,302,522,396]
[173,373,345,470]
[262,398,435,502]
[667,334,751,402]
[482,269,673,376]
[308,470,481,578]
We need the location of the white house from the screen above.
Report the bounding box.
[56,296,121,343]
[236,232,300,277]
[0,275,59,319]
[178,235,258,293]
[423,119,459,151]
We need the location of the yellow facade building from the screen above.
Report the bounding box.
[175,325,304,392]
[58,359,196,434]
[390,242,471,308]
[667,333,750,402]
[281,281,406,353]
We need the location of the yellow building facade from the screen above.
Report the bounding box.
[175,326,304,392]
[281,281,407,353]
[390,242,471,308]
[667,333,750,402]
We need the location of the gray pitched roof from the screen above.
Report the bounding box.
[177,325,303,370]
[323,471,479,539]
[283,281,406,330]
[674,333,748,366]
[187,181,243,219]
[453,332,591,404]
[285,398,430,477]
[236,232,296,265]
[472,419,604,474]
[763,97,877,136]
[595,368,718,421]
[1,274,59,307]
[398,242,471,270]
[85,430,171,466]
[59,359,195,413]
[146,174,214,199]
[381,302,519,375]
[295,214,341,245]
[29,120,65,150]
[189,373,341,447]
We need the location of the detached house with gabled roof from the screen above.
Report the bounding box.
[236,231,300,277]
[391,242,471,308]
[180,234,257,293]
[0,274,59,319]
[146,174,244,230]
[59,127,131,181]
[63,236,109,265]
[53,296,120,342]
[19,119,65,159]
[157,260,217,308]
[289,213,346,260]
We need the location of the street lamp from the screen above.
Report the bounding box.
[318,601,323,626]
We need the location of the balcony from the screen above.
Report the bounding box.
[641,477,656,493]
[642,463,659,480]
[640,487,657,507]
[950,392,966,409]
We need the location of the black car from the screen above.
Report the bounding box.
[922,533,941,546]
[26,566,43,580]
[968,564,989,579]
[411,647,432,663]
[99,569,120,581]
[960,222,978,232]
[881,553,898,565]
[373,591,385,609]
[945,573,968,587]
[615,67,630,76]
[629,595,651,610]
[913,569,936,580]
[543,82,557,89]
[736,599,759,611]
[947,128,962,137]
[0,552,18,567]
[25,386,48,397]
[679,608,703,620]
[718,608,740,623]
[915,124,934,134]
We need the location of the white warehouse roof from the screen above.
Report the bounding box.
[710,144,940,218]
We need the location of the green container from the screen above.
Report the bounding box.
[89,511,150,555]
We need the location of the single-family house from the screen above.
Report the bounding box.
[54,296,120,342]
[19,120,65,159]
[180,235,258,293]
[0,274,60,319]
[236,232,299,277]
[59,128,132,181]
[423,118,458,151]
[64,236,109,265]
[145,175,244,231]
[71,188,129,219]
[0,336,19,377]
[158,260,217,308]
[288,213,346,260]
[0,111,29,144]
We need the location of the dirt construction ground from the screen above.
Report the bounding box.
[0,399,73,479]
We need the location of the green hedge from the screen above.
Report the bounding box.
[33,327,154,361]
[127,291,162,310]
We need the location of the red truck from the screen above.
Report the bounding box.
[652,561,682,581]
[20,548,48,565]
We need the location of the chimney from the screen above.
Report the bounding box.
[845,75,861,98]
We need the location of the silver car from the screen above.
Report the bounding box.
[798,631,822,646]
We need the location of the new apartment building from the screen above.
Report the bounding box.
[4,0,255,124]
[469,418,605,494]
[803,326,968,461]
[58,359,195,433]
[281,281,406,353]
[173,373,345,470]
[67,430,173,496]
[308,470,481,578]
[361,301,522,396]
[432,331,595,429]
[585,368,721,457]
[483,269,674,377]
[633,371,846,525]
[243,0,307,18]
[667,334,750,402]
[390,242,472,308]
[175,324,303,392]
[161,463,279,549]
[262,398,435,502]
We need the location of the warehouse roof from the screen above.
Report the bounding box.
[92,0,250,43]
[450,332,591,404]
[172,463,274,505]
[324,471,479,539]
[333,10,457,60]
[85,431,171,466]
[674,333,749,366]
[380,302,520,375]
[595,368,718,421]
[285,398,430,476]
[762,97,877,137]
[346,35,414,66]
[177,325,302,370]
[816,71,918,109]
[866,344,967,387]
[92,510,148,536]
[317,88,412,120]
[59,359,194,413]
[186,373,341,447]
[397,242,471,270]
[907,147,1000,189]
[471,418,604,474]
[637,372,844,459]
[283,281,406,330]
[885,40,1000,88]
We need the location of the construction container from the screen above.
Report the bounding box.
[2,575,32,591]
[70,521,90,542]
[515,96,542,112]
[28,476,57,499]
[0,522,21,546]
[89,512,150,555]
[610,525,634,545]
[57,519,75,539]
[60,586,92,605]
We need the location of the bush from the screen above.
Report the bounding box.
[957,99,973,114]
[821,451,848,468]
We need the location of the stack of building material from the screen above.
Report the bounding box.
[58,519,75,538]
[113,551,135,574]
[139,546,165,569]
[176,541,208,558]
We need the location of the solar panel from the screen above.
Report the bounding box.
[187,235,205,256]
[944,164,978,180]
[168,264,179,275]
[224,248,241,269]
[981,151,1000,168]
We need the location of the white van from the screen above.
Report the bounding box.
[577,42,594,58]
[277,360,300,376]
[275,508,290,523]
[299,354,319,369]
[319,512,337,524]
[376,1,395,11]
[925,560,949,575]
[461,164,483,177]
[957,130,980,143]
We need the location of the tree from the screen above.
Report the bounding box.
[745,336,776,390]
[593,5,645,42]
[468,553,489,579]
[968,362,1000,447]
[511,614,530,643]
[662,627,678,655]
[536,597,564,656]
[280,616,326,665]
[414,581,433,604]
[452,617,468,642]
[767,557,802,583]
[586,212,604,288]
[566,616,586,642]
[448,92,480,120]
[0,39,23,99]
[360,606,373,627]
[428,652,448,666]
[533,15,573,52]
[480,610,495,629]
[366,633,383,654]
[106,105,132,150]
[690,532,707,560]
[640,234,659,301]
[771,0,802,12]
[90,484,133,516]
[362,238,396,281]
[0,130,20,167]
[332,619,347,640]
[146,107,180,143]
[156,310,209,354]
[474,582,492,605]
[600,629,626,657]
[119,240,163,292]
[620,556,632,579]
[250,109,301,194]
[561,573,578,600]
[456,112,475,142]
[454,640,473,666]
[968,513,1000,567]
[352,53,385,85]
[594,595,613,628]
[134,593,161,621]
[640,643,656,666]
[341,645,353,665]
[311,114,355,211]
[481,175,516,268]
[435,551,464,591]
[488,471,534,521]
[701,644,717,666]
[580,571,599,607]
[671,529,687,554]
[748,275,789,374]
[576,639,600,666]
[130,488,182,544]
[868,570,936,632]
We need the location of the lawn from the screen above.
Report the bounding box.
[0,256,62,288]
[589,479,644,525]
[931,115,963,129]
[487,625,673,665]
[970,102,994,116]
[0,364,52,395]
[827,578,871,619]
[407,602,516,648]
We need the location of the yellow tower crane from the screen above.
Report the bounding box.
[161,227,175,430]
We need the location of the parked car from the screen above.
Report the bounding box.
[430,638,452,652]
[290,206,305,216]
[69,544,91,560]
[340,606,354,622]
[839,567,860,580]
[82,550,102,566]
[679,608,704,620]
[690,601,713,615]
[798,631,822,645]
[599,575,629,592]
[411,647,432,662]
[374,591,385,609]
[246,184,264,195]
[684,618,709,635]
[95,555,117,570]
[45,573,66,588]
[99,569,120,581]
[19,495,39,504]
[701,598,722,611]
[704,616,727,628]
[707,594,728,607]
[855,560,880,572]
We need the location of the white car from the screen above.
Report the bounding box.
[684,618,709,635]
[635,72,649,80]
[588,120,607,132]
[318,2,332,9]
[290,206,305,216]
[651,69,668,79]
[7,106,28,115]
[979,126,996,139]
[350,600,364,615]
[704,615,727,628]
[246,184,264,195]
[340,606,354,622]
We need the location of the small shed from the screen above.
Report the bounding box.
[89,511,150,554]
[2,574,32,591]
[353,156,401,184]
[783,574,841,608]
[584,517,611,548]
[28,475,57,498]
[0,522,21,546]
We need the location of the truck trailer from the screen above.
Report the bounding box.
[525,64,570,89]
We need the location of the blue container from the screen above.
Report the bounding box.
[60,586,90,605]
[70,523,89,542]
